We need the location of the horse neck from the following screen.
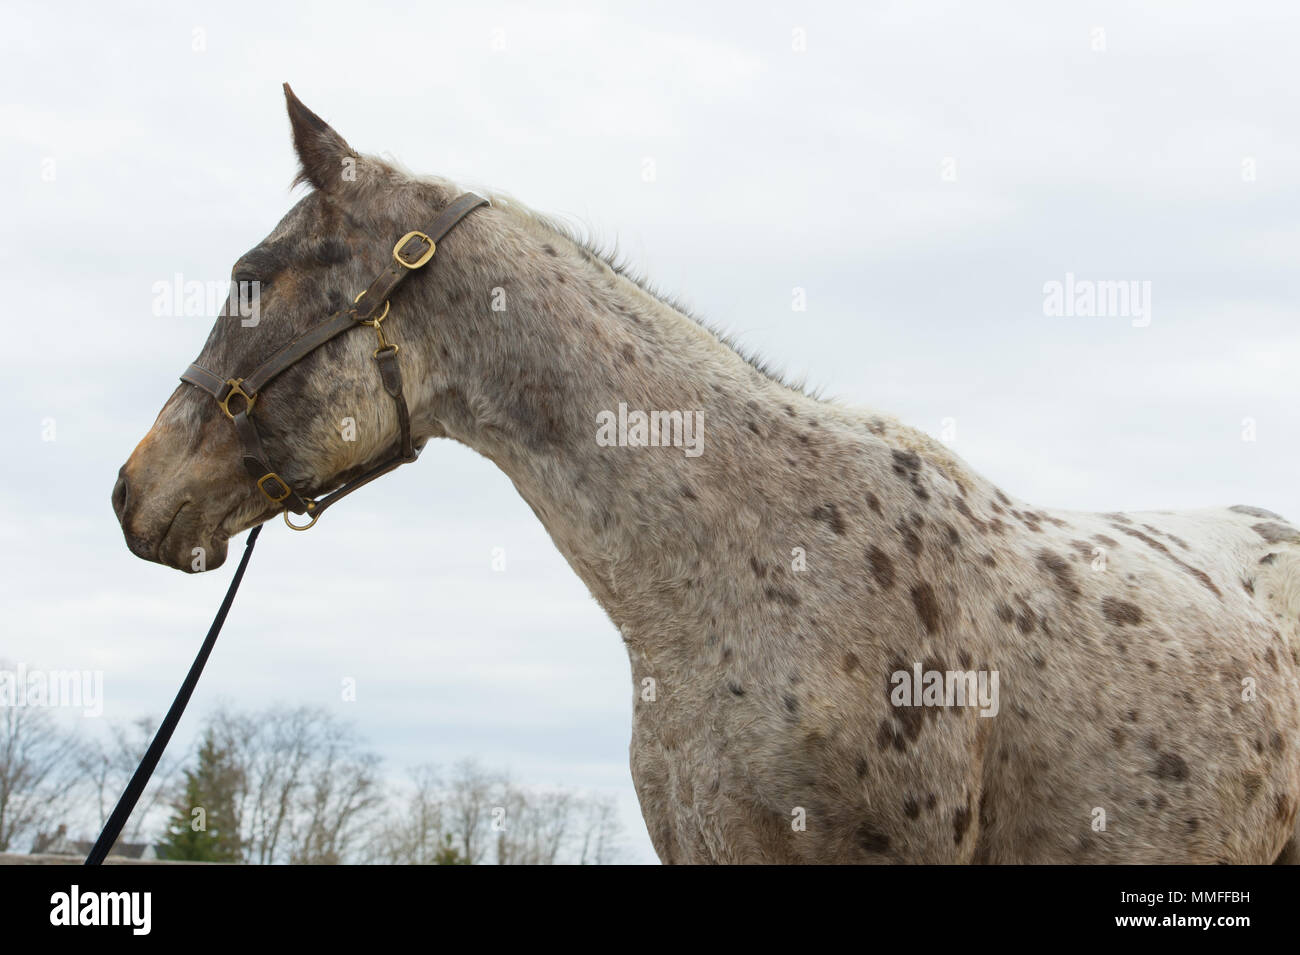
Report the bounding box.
[407,208,825,633]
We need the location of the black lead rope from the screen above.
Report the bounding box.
[85,524,262,865]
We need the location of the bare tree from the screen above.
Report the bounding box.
[205,705,382,864]
[444,759,504,864]
[495,789,575,865]
[79,715,179,843]
[361,765,452,864]
[289,721,383,864]
[362,759,624,865]
[0,705,83,851]
[573,795,622,865]
[209,707,311,864]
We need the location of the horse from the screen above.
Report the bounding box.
[113,85,1300,863]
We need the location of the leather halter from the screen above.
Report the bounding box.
[180,192,489,531]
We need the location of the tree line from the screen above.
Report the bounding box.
[0,698,623,864]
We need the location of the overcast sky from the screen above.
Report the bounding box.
[2,1,1298,863]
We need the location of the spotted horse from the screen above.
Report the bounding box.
[113,86,1300,863]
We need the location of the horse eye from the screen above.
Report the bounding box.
[232,272,265,289]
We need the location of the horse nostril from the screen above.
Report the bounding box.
[112,467,129,523]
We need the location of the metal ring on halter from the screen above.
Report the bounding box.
[354,290,390,326]
[219,378,256,420]
[283,501,319,531]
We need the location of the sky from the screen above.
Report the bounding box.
[1,1,1298,864]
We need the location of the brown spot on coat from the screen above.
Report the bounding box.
[1016,511,1043,533]
[1253,522,1300,544]
[1110,524,1223,598]
[867,546,896,590]
[764,586,801,607]
[1152,752,1190,782]
[891,449,921,474]
[1244,772,1263,804]
[1010,599,1035,635]
[889,695,926,741]
[954,497,988,533]
[910,583,942,633]
[876,719,906,753]
[1037,550,1081,601]
[1101,596,1143,626]
[898,521,923,557]
[811,503,847,535]
[1230,504,1283,519]
[890,449,930,501]
[856,823,891,854]
[1276,794,1293,823]
[953,798,972,845]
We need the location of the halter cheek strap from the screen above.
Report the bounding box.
[180,192,489,530]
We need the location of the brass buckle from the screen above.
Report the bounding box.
[393,231,435,269]
[256,472,292,505]
[220,379,256,420]
[284,500,319,531]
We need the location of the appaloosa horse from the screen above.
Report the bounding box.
[114,86,1300,863]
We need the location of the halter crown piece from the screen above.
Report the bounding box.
[179,193,489,530]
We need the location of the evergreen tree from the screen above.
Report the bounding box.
[434,832,468,865]
[157,733,243,862]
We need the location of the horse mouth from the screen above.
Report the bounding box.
[155,502,189,562]
[147,502,229,572]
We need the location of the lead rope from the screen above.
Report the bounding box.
[85,524,262,865]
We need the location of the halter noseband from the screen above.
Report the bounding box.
[180,192,489,531]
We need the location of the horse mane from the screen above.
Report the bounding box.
[532,203,822,399]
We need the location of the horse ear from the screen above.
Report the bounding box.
[283,83,356,192]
